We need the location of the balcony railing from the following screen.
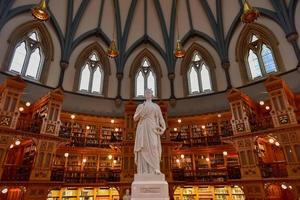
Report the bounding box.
[1,164,32,181]
[172,167,241,182]
[259,162,288,178]
[16,117,42,134]
[249,115,274,132]
[50,167,121,183]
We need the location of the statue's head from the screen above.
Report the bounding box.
[126,189,130,195]
[144,89,153,100]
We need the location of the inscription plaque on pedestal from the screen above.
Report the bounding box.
[131,174,169,200]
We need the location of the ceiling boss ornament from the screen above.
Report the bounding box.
[32,0,50,21]
[241,0,259,23]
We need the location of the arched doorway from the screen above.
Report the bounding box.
[255,135,287,178]
[1,139,36,181]
[265,183,295,200]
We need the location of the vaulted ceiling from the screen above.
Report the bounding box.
[0,0,298,76]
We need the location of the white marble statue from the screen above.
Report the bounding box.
[123,189,131,200]
[133,89,166,175]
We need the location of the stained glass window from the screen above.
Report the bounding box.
[9,31,44,80]
[248,50,262,79]
[246,34,278,80]
[135,58,156,97]
[78,52,104,94]
[187,52,213,95]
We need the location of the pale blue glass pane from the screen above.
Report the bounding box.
[248,50,262,79]
[200,64,212,92]
[147,71,156,96]
[26,48,41,79]
[91,67,102,93]
[9,42,27,73]
[29,32,38,41]
[89,52,99,61]
[261,44,277,73]
[189,66,200,94]
[136,71,144,97]
[193,52,201,61]
[142,58,150,67]
[251,34,258,42]
[79,64,90,91]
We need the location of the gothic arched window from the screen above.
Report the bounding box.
[135,58,156,97]
[236,23,283,82]
[187,52,213,95]
[78,52,104,94]
[9,31,44,80]
[246,34,278,80]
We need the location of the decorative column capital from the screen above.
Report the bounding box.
[168,73,175,80]
[60,61,69,70]
[116,72,123,80]
[286,32,298,42]
[221,60,230,70]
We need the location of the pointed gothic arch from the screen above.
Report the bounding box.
[236,23,284,83]
[180,42,217,96]
[73,42,111,97]
[129,49,163,98]
[2,20,54,84]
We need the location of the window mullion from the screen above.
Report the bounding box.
[88,65,94,93]
[257,45,267,76]
[144,73,147,91]
[21,40,31,76]
[197,66,202,93]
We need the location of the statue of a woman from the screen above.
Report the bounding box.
[133,89,166,174]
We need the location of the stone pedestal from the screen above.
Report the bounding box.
[131,174,169,200]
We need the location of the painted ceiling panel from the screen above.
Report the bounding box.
[119,0,132,32]
[74,0,101,39]
[176,0,191,41]
[296,1,300,47]
[284,0,290,5]
[206,0,217,21]
[100,0,115,42]
[250,0,275,11]
[189,0,215,39]
[159,0,173,33]
[223,0,240,36]
[147,0,165,51]
[48,0,67,35]
[72,0,83,20]
[11,0,39,9]
[125,0,144,51]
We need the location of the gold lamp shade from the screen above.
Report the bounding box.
[174,40,185,58]
[107,40,119,58]
[241,0,259,23]
[32,0,50,21]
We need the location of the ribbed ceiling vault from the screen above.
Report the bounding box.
[0,0,298,77]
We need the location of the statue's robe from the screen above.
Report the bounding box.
[133,101,166,174]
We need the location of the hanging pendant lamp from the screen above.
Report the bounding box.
[174,39,185,58]
[241,0,259,23]
[107,20,119,58]
[107,40,119,58]
[174,9,185,58]
[32,0,50,21]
